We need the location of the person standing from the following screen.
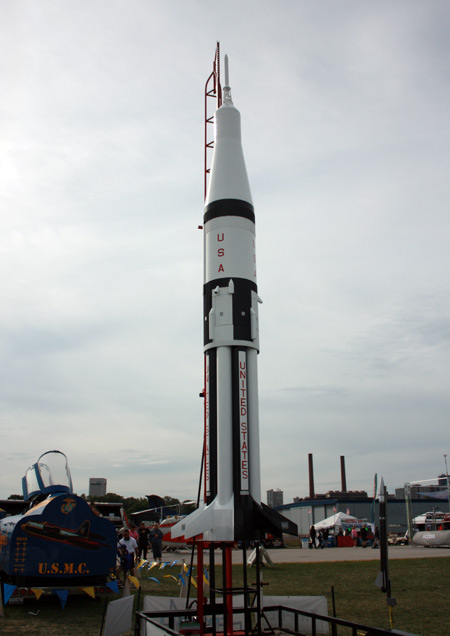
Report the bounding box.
[130,525,139,541]
[309,525,317,549]
[317,529,324,549]
[372,525,380,549]
[137,522,150,560]
[360,525,368,548]
[351,525,359,548]
[149,523,164,562]
[118,528,138,576]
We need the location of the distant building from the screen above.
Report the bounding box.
[293,490,368,503]
[396,478,449,501]
[89,478,107,497]
[276,494,438,537]
[323,490,368,500]
[267,488,283,508]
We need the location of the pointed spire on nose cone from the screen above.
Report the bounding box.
[225,54,229,86]
[378,477,385,502]
[222,54,233,105]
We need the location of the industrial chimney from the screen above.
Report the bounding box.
[308,453,315,499]
[340,455,347,492]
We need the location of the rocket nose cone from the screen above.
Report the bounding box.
[205,104,253,206]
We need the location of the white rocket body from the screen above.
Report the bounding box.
[173,60,296,543]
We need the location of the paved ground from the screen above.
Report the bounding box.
[251,545,450,563]
[163,544,450,565]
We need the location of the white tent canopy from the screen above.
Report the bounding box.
[314,512,358,530]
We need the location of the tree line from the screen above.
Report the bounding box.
[7,492,196,519]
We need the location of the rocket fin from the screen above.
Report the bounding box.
[234,498,297,541]
[171,495,234,542]
[171,496,297,543]
[253,500,298,537]
[170,504,211,538]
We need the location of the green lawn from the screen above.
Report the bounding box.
[235,559,450,635]
[1,557,449,635]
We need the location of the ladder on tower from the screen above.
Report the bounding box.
[204,42,222,200]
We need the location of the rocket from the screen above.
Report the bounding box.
[375,477,397,619]
[376,478,391,594]
[173,56,297,542]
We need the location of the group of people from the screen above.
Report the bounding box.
[309,523,379,549]
[350,524,379,548]
[309,525,329,548]
[117,521,163,576]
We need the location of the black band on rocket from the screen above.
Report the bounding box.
[204,199,255,224]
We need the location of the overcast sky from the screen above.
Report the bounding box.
[1,1,449,504]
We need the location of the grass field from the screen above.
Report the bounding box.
[1,556,449,635]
